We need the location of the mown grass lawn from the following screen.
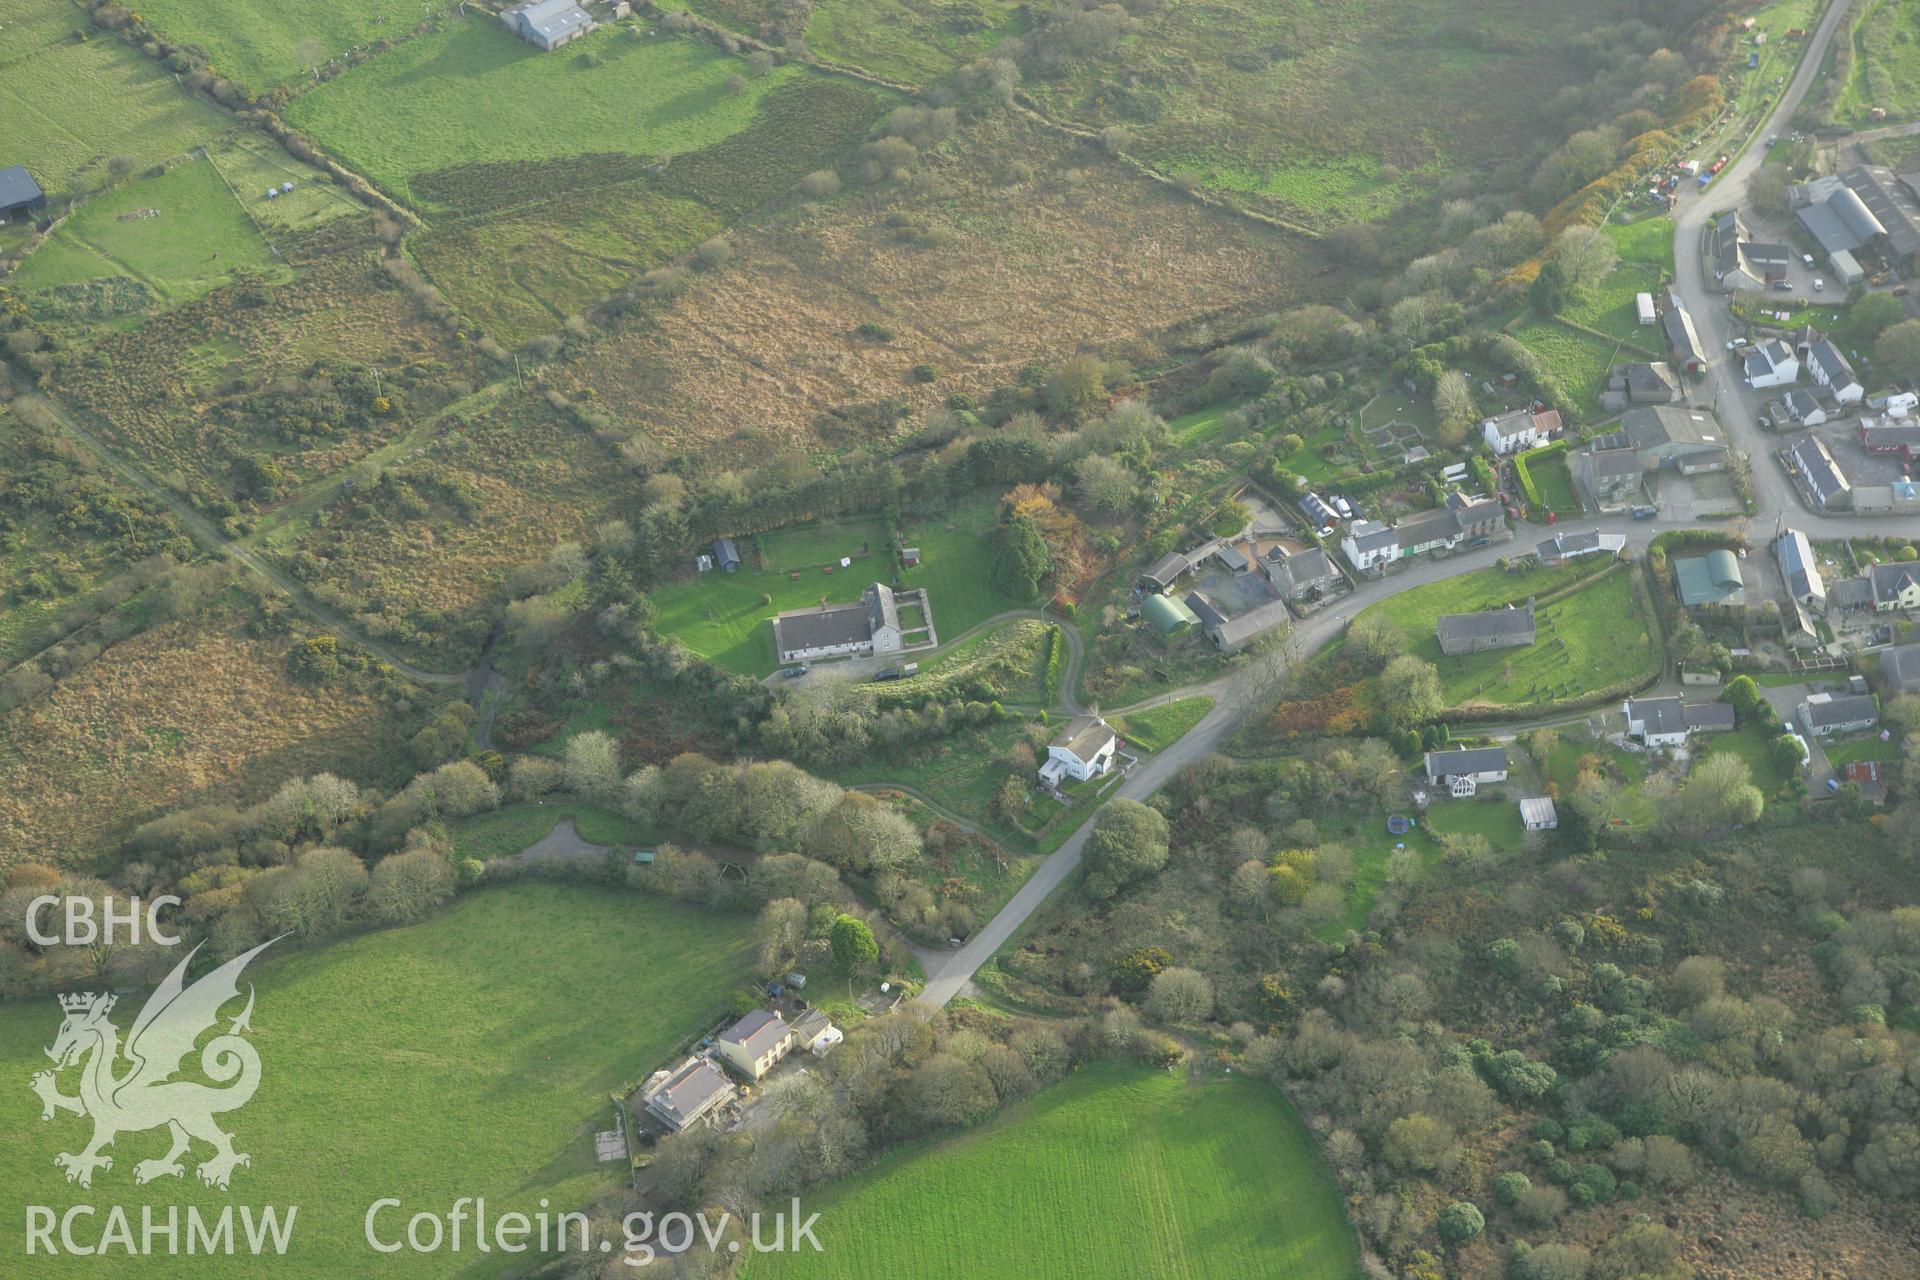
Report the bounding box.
[746,1061,1359,1280]
[1527,454,1582,516]
[652,497,1016,673]
[1426,795,1526,847]
[1560,260,1667,343]
[450,801,659,858]
[283,22,806,202]
[15,156,283,303]
[1168,397,1251,444]
[1825,735,1902,768]
[1348,562,1657,709]
[1114,696,1215,752]
[0,884,752,1280]
[759,518,890,572]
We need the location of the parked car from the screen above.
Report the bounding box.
[1814,278,1824,291]
[783,665,809,678]
[1631,505,1659,520]
[872,667,903,681]
[1772,281,1793,291]
[1802,253,1814,267]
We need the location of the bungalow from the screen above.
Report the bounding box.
[1869,561,1920,611]
[1535,530,1626,564]
[1040,714,1118,786]
[1799,691,1879,737]
[1424,747,1509,797]
[1435,605,1535,656]
[716,1009,794,1082]
[1775,529,1828,607]
[641,1057,736,1131]
[1880,642,1920,692]
[1519,796,1558,831]
[790,1008,843,1057]
[1742,339,1799,390]
[1805,340,1863,403]
[1787,436,1851,511]
[1625,696,1690,748]
[772,583,908,663]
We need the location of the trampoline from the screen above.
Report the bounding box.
[1387,814,1414,836]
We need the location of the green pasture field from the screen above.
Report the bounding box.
[1559,261,1667,342]
[760,518,891,572]
[1836,0,1920,126]
[822,718,1028,829]
[897,495,1029,626]
[1168,397,1250,444]
[0,884,752,1280]
[282,22,806,204]
[204,136,362,234]
[1605,216,1677,273]
[802,0,1024,84]
[13,154,282,303]
[1347,562,1657,709]
[746,1061,1360,1280]
[450,801,660,859]
[0,0,227,193]
[1510,317,1623,405]
[135,0,452,92]
[1114,696,1215,752]
[1426,795,1526,846]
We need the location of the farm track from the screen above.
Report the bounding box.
[22,391,472,686]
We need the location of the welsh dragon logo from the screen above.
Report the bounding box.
[30,939,277,1190]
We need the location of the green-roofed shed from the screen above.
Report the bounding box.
[1673,549,1745,607]
[1142,592,1200,636]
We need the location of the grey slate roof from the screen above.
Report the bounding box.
[1629,696,1687,736]
[1785,388,1823,421]
[1436,606,1535,649]
[1775,528,1827,601]
[1803,692,1879,731]
[1425,746,1509,778]
[0,165,42,209]
[774,595,874,653]
[1392,505,1462,548]
[510,0,593,40]
[1185,591,1228,629]
[1270,547,1335,594]
[1052,714,1117,762]
[1789,436,1850,509]
[720,1009,791,1058]
[1663,301,1705,364]
[1880,643,1920,689]
[712,537,741,569]
[1831,575,1875,608]
[1348,520,1398,552]
[1684,703,1737,731]
[1210,598,1292,649]
[1141,551,1190,588]
[1870,561,1920,605]
[1806,339,1856,386]
[645,1058,734,1127]
[1623,405,1724,452]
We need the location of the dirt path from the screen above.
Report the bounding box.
[24,392,471,686]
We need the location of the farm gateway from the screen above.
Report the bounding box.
[25,1204,298,1256]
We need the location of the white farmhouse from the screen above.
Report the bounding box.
[1805,339,1863,404]
[1742,338,1799,390]
[1039,715,1118,787]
